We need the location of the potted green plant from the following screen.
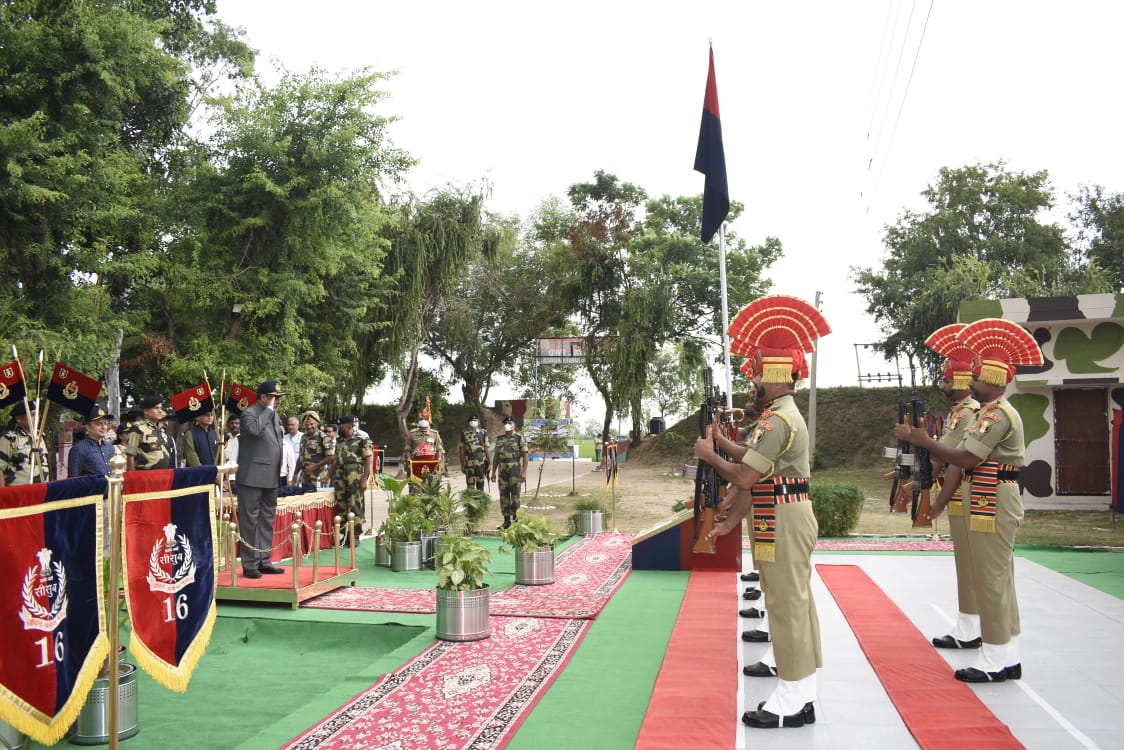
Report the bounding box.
[412,470,456,566]
[499,512,557,585]
[434,534,493,642]
[376,473,411,567]
[386,494,427,572]
[573,498,607,536]
[458,488,492,536]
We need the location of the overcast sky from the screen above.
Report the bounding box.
[216,1,1124,416]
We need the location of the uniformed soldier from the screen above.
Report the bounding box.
[125,395,175,471]
[896,317,1043,683]
[330,415,373,545]
[921,324,983,650]
[296,410,333,489]
[490,416,528,529]
[459,414,490,490]
[0,400,49,485]
[405,415,444,476]
[699,295,831,729]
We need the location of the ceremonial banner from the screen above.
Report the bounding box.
[0,359,26,409]
[694,46,729,244]
[0,476,108,745]
[225,381,256,415]
[171,382,215,423]
[122,466,218,692]
[45,361,102,416]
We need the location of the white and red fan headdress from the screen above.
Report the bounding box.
[925,324,975,390]
[727,295,831,383]
[957,318,1043,387]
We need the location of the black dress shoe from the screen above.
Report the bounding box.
[742,661,777,677]
[741,629,770,643]
[955,666,1007,683]
[739,607,764,618]
[741,706,808,728]
[258,563,285,575]
[242,568,263,579]
[756,701,814,724]
[742,588,762,601]
[932,634,982,649]
[1004,663,1022,680]
[740,571,760,582]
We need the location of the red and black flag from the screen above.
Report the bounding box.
[225,381,256,415]
[0,476,109,745]
[694,46,729,244]
[45,362,102,416]
[0,358,27,409]
[171,382,215,424]
[122,466,217,692]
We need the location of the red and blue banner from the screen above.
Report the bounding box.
[122,466,217,692]
[225,381,256,415]
[0,476,108,745]
[46,361,102,416]
[171,382,215,423]
[694,47,729,244]
[0,359,26,409]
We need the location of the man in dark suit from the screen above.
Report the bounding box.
[235,380,288,579]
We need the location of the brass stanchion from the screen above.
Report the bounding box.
[312,520,322,583]
[346,512,356,569]
[290,523,300,588]
[229,522,239,587]
[333,516,342,573]
[106,454,126,750]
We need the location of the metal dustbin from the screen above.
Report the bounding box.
[70,662,139,745]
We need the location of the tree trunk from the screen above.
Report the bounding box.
[395,347,422,448]
[107,328,123,417]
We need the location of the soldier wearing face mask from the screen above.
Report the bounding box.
[405,415,445,474]
[490,416,528,529]
[459,414,490,490]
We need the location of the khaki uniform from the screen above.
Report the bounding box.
[406,428,444,463]
[460,427,489,489]
[125,420,174,471]
[0,426,48,485]
[941,396,980,618]
[492,432,527,517]
[740,394,821,683]
[333,433,373,537]
[960,397,1024,646]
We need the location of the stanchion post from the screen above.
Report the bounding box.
[333,515,342,573]
[312,520,322,583]
[290,523,300,588]
[106,454,126,750]
[346,512,356,569]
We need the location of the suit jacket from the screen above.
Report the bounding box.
[235,401,282,488]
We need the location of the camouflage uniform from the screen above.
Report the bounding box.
[460,426,489,490]
[333,433,373,538]
[0,425,48,485]
[125,420,174,470]
[297,430,334,488]
[406,427,444,481]
[492,431,527,518]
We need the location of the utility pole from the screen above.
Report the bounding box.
[807,291,822,462]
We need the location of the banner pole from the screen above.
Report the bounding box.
[717,224,733,409]
[107,454,126,750]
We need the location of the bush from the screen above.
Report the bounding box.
[810,481,864,537]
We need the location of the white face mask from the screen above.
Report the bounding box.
[418,419,429,429]
[469,420,479,428]
[504,423,514,432]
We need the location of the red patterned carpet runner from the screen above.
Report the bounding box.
[302,533,632,619]
[281,616,590,750]
[817,564,1024,750]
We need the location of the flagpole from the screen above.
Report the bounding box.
[717,224,733,408]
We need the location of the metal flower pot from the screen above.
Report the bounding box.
[375,535,391,567]
[70,662,140,745]
[578,510,604,535]
[390,540,422,571]
[435,585,490,642]
[0,718,27,750]
[514,546,555,585]
[420,534,439,568]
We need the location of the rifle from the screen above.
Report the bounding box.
[883,375,914,513]
[908,392,935,528]
[692,369,729,554]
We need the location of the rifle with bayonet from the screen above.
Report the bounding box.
[884,375,914,513]
[693,368,730,554]
[908,389,934,528]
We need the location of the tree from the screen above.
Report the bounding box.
[852,161,1112,376]
[1071,185,1124,291]
[384,187,503,444]
[423,210,568,408]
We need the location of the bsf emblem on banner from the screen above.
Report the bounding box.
[146,523,197,594]
[20,548,69,632]
[237,396,249,410]
[63,380,79,400]
[188,396,201,412]
[0,383,7,400]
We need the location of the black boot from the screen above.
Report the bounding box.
[502,516,512,529]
